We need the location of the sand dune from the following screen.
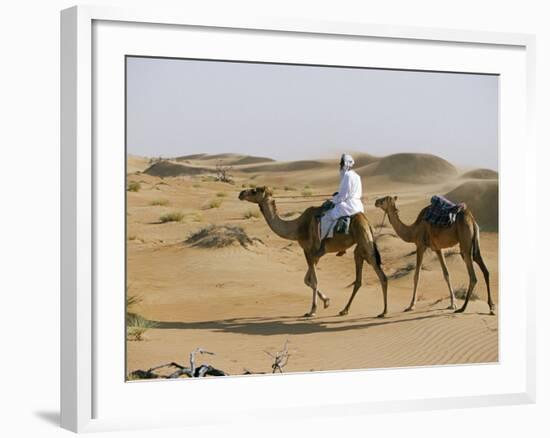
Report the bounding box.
[445,180,499,231]
[358,153,457,184]
[127,155,152,173]
[240,160,332,173]
[127,151,498,378]
[461,168,498,180]
[175,153,275,166]
[143,160,212,177]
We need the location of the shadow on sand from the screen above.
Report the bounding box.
[151,309,460,337]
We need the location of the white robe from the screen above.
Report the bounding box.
[320,170,364,239]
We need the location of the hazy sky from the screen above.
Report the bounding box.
[127,57,498,170]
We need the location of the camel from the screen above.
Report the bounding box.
[238,187,388,317]
[374,196,495,315]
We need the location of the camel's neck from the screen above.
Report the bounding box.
[386,206,416,243]
[258,199,300,241]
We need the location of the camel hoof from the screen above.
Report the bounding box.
[404,306,415,312]
[323,298,331,309]
[447,304,457,310]
[303,312,316,318]
[338,309,348,316]
[454,308,465,314]
[489,309,496,316]
[377,312,387,318]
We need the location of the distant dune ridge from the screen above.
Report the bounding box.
[241,160,332,173]
[144,160,211,177]
[357,153,457,184]
[461,168,498,180]
[445,180,499,231]
[175,153,275,166]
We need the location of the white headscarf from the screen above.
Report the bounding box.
[340,153,355,172]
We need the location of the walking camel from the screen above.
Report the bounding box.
[374,196,495,315]
[238,187,388,317]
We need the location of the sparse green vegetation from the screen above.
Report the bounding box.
[301,189,313,197]
[126,294,157,341]
[159,211,185,223]
[127,181,141,192]
[149,199,169,206]
[127,314,157,341]
[243,209,260,219]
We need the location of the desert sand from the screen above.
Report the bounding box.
[126,152,499,377]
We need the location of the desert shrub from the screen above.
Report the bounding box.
[216,192,227,197]
[185,225,261,249]
[192,183,201,188]
[243,209,260,219]
[301,189,313,197]
[159,211,185,223]
[206,198,223,209]
[186,211,203,222]
[127,181,141,192]
[284,186,295,191]
[127,314,157,341]
[149,199,169,206]
[126,294,156,341]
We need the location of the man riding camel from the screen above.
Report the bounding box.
[314,153,364,257]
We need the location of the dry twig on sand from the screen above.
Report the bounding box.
[264,340,290,374]
[128,347,228,380]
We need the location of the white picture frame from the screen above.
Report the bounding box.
[60,4,536,433]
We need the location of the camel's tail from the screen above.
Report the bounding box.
[364,222,382,267]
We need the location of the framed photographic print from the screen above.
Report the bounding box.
[61,5,536,433]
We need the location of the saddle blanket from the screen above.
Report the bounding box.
[424,195,466,227]
[320,214,353,239]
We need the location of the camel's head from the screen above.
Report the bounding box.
[375,195,398,212]
[238,186,273,204]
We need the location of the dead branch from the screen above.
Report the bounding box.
[265,340,290,374]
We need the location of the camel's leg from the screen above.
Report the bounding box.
[473,252,494,315]
[317,289,330,309]
[370,256,389,318]
[303,253,325,317]
[455,254,478,314]
[339,248,364,316]
[406,246,425,312]
[435,250,457,310]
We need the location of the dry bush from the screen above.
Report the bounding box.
[205,198,223,209]
[243,209,260,219]
[185,225,260,249]
[149,199,169,206]
[127,181,141,192]
[159,211,185,223]
[302,189,313,197]
[216,192,227,198]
